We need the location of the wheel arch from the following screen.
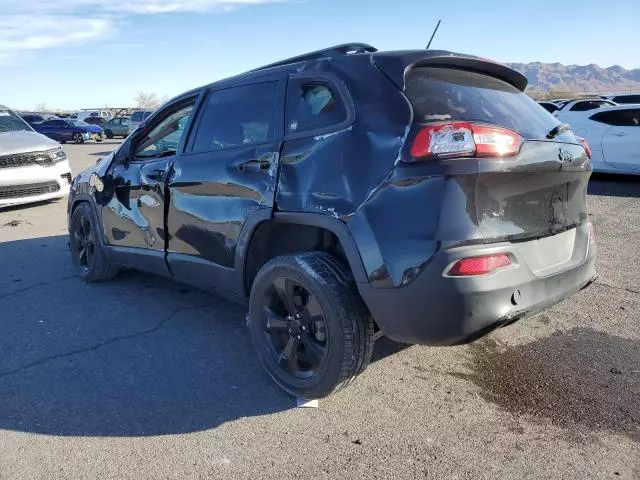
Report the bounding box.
[236,210,368,297]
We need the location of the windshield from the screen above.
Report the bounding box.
[0,106,32,133]
[71,120,89,127]
[405,67,563,140]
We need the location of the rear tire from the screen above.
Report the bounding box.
[69,203,119,282]
[248,252,374,398]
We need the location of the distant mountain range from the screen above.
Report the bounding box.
[505,62,640,94]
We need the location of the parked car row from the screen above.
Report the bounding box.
[536,95,639,175]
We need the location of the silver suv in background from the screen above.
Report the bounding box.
[127,109,153,135]
[0,104,72,208]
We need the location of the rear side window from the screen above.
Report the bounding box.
[591,109,640,126]
[286,81,347,135]
[405,67,559,140]
[570,101,613,111]
[191,82,278,152]
[612,95,640,104]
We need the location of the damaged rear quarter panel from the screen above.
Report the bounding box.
[275,56,412,219]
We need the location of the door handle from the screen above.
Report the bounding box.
[236,159,271,172]
[612,132,627,137]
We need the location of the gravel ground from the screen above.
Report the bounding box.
[0,141,638,480]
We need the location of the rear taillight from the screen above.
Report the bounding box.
[411,122,523,160]
[447,254,512,277]
[578,137,592,159]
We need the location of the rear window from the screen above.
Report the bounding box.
[405,67,560,140]
[612,95,640,104]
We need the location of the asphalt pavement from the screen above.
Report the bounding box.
[0,141,638,479]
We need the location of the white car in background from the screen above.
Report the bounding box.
[554,98,618,122]
[565,105,640,175]
[0,104,72,208]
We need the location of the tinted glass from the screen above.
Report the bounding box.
[0,107,31,133]
[192,82,278,152]
[570,101,613,111]
[612,95,640,104]
[405,67,560,140]
[591,109,640,126]
[131,111,144,122]
[539,102,559,113]
[286,82,346,135]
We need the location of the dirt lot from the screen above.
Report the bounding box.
[0,141,638,480]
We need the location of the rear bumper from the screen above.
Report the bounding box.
[0,161,72,208]
[358,224,596,346]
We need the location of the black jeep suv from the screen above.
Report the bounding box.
[68,44,596,398]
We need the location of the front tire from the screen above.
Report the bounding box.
[73,133,84,144]
[248,252,374,398]
[105,130,114,139]
[69,203,119,282]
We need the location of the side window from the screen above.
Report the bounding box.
[134,102,194,159]
[286,80,347,135]
[191,82,278,153]
[131,112,143,122]
[590,109,640,126]
[572,101,614,112]
[613,95,640,104]
[591,111,621,125]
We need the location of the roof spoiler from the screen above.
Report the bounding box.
[373,50,528,91]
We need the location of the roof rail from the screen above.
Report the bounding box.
[250,43,377,72]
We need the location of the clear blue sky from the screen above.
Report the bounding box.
[2,0,639,110]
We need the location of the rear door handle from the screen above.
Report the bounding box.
[236,157,272,172]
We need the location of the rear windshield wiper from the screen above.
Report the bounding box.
[547,123,571,139]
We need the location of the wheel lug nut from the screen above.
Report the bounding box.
[297,335,301,340]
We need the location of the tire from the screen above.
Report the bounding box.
[248,252,375,398]
[105,130,114,139]
[69,203,119,282]
[72,133,84,144]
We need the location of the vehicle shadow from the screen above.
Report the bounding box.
[588,173,640,198]
[0,234,401,437]
[0,235,295,437]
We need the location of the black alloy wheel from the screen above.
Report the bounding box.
[248,252,375,398]
[71,212,95,272]
[69,203,119,282]
[260,277,329,379]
